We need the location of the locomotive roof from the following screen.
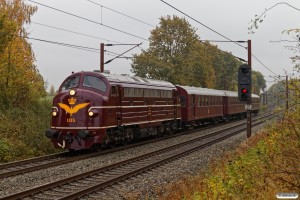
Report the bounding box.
[100,73,175,88]
[177,85,225,96]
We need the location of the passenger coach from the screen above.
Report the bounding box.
[176,85,224,126]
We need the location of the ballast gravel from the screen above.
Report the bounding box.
[0,119,271,199]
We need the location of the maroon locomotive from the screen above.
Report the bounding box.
[46,71,260,150]
[46,71,181,150]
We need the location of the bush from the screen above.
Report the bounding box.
[0,99,59,163]
[156,109,300,200]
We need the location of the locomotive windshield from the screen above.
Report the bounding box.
[60,76,80,91]
[83,75,107,93]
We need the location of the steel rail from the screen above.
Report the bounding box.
[0,113,270,179]
[2,113,275,200]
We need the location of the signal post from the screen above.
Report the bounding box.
[238,40,252,138]
[247,40,252,138]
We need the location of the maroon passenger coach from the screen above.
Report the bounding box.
[176,85,260,127]
[176,85,224,126]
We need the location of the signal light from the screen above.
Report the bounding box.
[241,88,247,93]
[238,64,251,102]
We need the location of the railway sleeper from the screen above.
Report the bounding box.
[51,188,74,193]
[42,191,66,197]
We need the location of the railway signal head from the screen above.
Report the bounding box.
[240,87,249,99]
[238,64,251,102]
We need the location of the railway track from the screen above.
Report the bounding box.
[0,112,273,180]
[2,113,274,200]
[0,112,271,180]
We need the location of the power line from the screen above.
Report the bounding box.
[25,35,101,53]
[251,54,277,75]
[161,0,278,76]
[86,0,154,27]
[31,22,122,44]
[160,0,246,49]
[27,35,133,59]
[27,0,148,41]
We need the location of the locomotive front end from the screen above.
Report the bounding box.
[45,72,108,150]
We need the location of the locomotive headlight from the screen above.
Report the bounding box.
[52,111,58,117]
[88,111,94,117]
[88,108,99,118]
[69,89,76,96]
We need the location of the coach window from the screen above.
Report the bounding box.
[192,95,195,106]
[83,76,107,93]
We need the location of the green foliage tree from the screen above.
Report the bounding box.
[252,71,266,94]
[205,44,242,91]
[131,15,216,88]
[0,0,46,110]
[49,84,56,96]
[132,15,266,92]
[268,80,286,106]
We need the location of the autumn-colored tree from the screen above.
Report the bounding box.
[252,71,266,94]
[0,0,46,110]
[131,15,216,87]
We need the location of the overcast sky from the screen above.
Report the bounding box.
[26,0,300,91]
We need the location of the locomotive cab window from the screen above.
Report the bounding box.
[83,76,107,93]
[60,76,80,91]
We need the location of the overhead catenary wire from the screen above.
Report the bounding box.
[27,36,132,57]
[25,36,101,52]
[86,0,155,28]
[160,0,246,49]
[160,0,278,77]
[27,0,148,41]
[31,22,122,44]
[251,54,277,75]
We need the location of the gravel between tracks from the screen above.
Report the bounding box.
[0,119,271,199]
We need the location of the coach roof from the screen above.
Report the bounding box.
[177,85,225,96]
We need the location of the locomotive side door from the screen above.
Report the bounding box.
[111,85,122,126]
[172,89,178,119]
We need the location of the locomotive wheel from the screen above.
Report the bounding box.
[110,141,117,148]
[121,138,128,146]
[91,144,102,152]
[157,126,164,137]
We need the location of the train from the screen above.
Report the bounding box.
[45,71,260,150]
